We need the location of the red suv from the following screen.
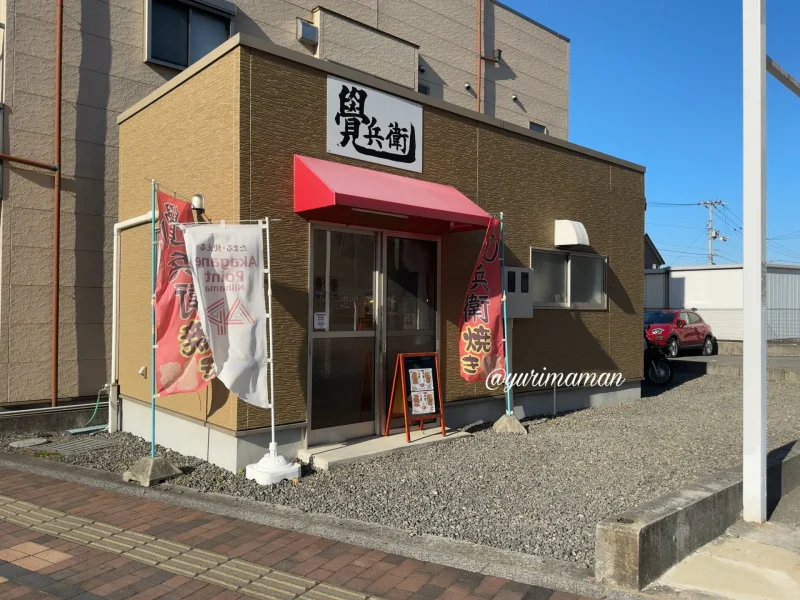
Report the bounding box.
[644,309,716,358]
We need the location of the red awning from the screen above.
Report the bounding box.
[293,155,490,232]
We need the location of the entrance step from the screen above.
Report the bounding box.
[298,427,469,470]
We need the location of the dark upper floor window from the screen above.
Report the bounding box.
[418,84,430,95]
[147,0,233,69]
[529,121,548,135]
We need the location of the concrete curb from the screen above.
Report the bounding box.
[594,440,800,591]
[718,341,800,357]
[671,359,800,382]
[0,451,606,598]
[0,404,108,434]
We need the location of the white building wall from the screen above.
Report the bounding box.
[667,266,743,311]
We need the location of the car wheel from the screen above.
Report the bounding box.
[702,336,714,356]
[667,337,680,358]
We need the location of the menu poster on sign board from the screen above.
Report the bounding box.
[384,352,446,443]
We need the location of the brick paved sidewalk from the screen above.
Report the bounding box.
[0,466,593,600]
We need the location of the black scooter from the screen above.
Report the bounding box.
[644,338,673,385]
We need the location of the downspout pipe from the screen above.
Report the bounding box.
[476,0,482,113]
[108,211,157,433]
[51,0,63,407]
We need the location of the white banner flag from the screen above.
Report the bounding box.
[183,224,270,408]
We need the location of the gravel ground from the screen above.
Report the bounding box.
[2,373,800,569]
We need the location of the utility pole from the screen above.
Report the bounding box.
[699,199,729,264]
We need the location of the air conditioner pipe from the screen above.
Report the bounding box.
[108,211,156,433]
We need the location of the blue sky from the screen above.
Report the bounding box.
[502,0,800,266]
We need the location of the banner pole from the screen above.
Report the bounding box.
[150,179,157,458]
[265,218,277,457]
[500,213,512,416]
[245,217,300,485]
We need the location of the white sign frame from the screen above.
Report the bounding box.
[327,75,423,173]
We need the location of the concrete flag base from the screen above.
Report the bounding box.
[122,456,183,487]
[492,413,527,434]
[246,452,301,486]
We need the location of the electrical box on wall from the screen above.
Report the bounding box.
[505,267,534,318]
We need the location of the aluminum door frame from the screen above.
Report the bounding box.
[304,222,441,447]
[306,224,379,446]
[377,232,441,434]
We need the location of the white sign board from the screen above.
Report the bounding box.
[327,75,423,173]
[314,312,328,331]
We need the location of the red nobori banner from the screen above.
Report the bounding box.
[458,218,505,382]
[155,191,214,395]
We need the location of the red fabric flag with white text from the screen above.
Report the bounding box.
[458,218,505,382]
[155,191,214,395]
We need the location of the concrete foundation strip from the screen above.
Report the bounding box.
[671,358,800,382]
[0,492,386,600]
[595,439,800,591]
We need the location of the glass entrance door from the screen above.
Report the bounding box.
[309,228,377,445]
[381,236,438,428]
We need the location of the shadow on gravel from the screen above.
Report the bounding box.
[642,371,706,398]
[767,440,798,519]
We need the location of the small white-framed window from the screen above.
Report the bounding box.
[145,0,234,70]
[530,248,607,310]
[529,121,548,135]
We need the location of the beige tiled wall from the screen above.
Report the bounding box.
[0,0,568,404]
[117,49,241,429]
[315,8,418,90]
[114,45,638,430]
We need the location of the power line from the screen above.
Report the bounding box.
[715,253,739,264]
[667,228,708,266]
[717,204,800,262]
[648,203,703,207]
[769,230,800,240]
[660,251,711,256]
[648,200,731,264]
[768,241,800,260]
[646,223,706,229]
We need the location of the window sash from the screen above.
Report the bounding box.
[569,253,607,309]
[530,249,568,307]
[150,0,189,67]
[530,248,608,310]
[147,0,232,70]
